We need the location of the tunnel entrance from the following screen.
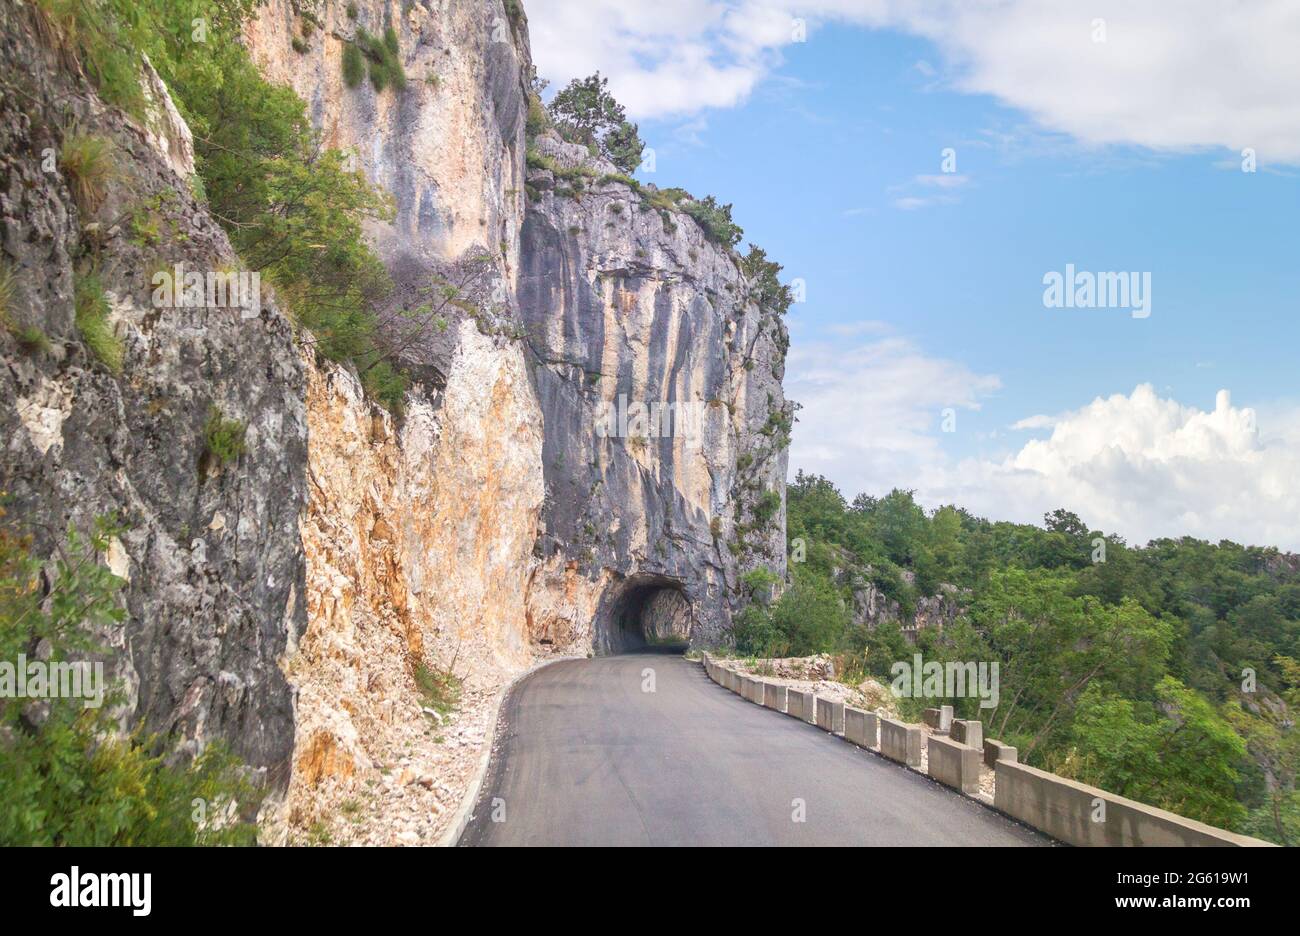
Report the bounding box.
[596,574,694,655]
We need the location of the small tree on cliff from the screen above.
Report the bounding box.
[548,72,644,173]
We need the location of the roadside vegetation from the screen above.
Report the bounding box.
[735,471,1300,843]
[0,506,259,845]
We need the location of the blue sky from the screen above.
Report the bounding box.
[527,1,1300,548]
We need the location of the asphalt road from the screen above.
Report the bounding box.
[460,654,1049,846]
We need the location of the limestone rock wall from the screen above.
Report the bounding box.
[0,2,306,782]
[519,135,790,652]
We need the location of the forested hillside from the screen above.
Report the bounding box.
[736,471,1299,844]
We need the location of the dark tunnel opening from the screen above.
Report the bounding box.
[595,574,695,655]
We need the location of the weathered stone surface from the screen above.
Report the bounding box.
[0,2,305,783]
[518,134,790,653]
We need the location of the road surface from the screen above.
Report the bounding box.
[460,654,1049,846]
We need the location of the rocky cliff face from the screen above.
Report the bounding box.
[520,135,790,653]
[0,2,305,783]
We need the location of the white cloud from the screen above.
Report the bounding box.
[790,349,1300,549]
[526,0,1300,163]
[785,336,1001,490]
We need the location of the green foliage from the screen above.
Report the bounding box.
[735,564,852,658]
[740,245,793,314]
[203,407,246,467]
[779,469,1299,842]
[0,259,16,329]
[14,325,52,355]
[680,194,743,248]
[1066,677,1247,829]
[353,28,406,93]
[547,73,644,173]
[413,661,461,718]
[525,92,551,139]
[342,41,364,88]
[0,511,259,845]
[754,489,782,525]
[59,132,115,215]
[73,271,123,375]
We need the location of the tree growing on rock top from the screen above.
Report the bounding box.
[548,72,645,174]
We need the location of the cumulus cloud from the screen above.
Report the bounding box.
[526,0,1300,163]
[789,350,1300,549]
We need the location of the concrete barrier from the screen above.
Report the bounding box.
[786,689,814,723]
[763,682,787,713]
[928,734,982,794]
[983,738,1017,767]
[951,718,982,750]
[815,697,845,735]
[922,705,953,733]
[994,760,1275,847]
[843,707,878,749]
[747,677,765,704]
[879,717,923,767]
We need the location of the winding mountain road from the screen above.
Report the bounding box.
[460,654,1049,846]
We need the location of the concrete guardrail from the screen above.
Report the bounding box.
[815,697,845,735]
[699,656,1270,846]
[843,706,878,749]
[950,718,982,750]
[786,689,813,723]
[880,717,923,767]
[928,734,981,794]
[983,738,1017,767]
[994,760,1275,847]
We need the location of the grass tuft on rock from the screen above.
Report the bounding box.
[73,271,123,375]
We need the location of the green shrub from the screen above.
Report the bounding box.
[0,259,14,328]
[73,271,124,375]
[740,244,794,314]
[60,132,115,215]
[681,194,743,248]
[754,489,782,524]
[413,661,461,717]
[14,325,52,355]
[525,93,550,139]
[291,36,308,54]
[203,407,246,467]
[0,512,260,845]
[354,27,405,93]
[342,42,364,87]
